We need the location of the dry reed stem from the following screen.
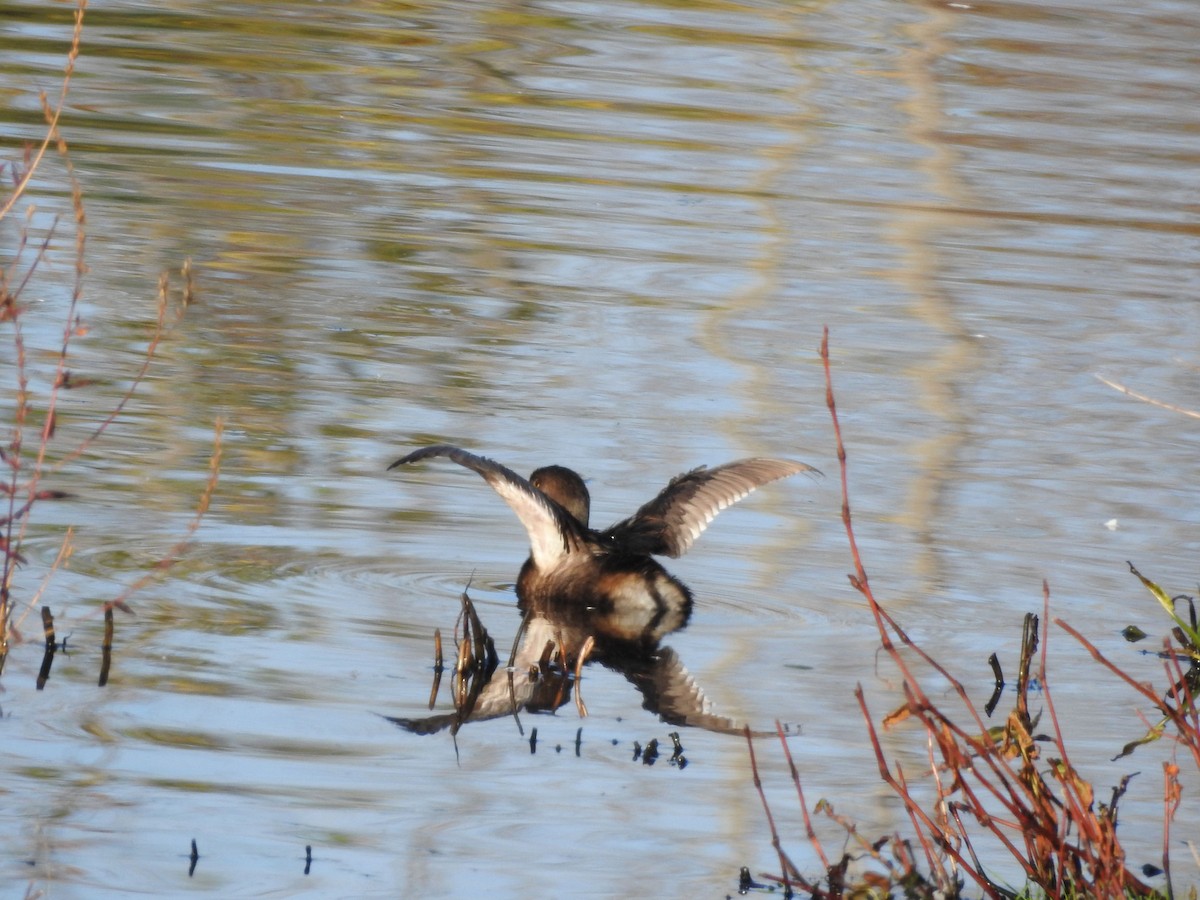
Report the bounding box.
[744,725,802,897]
[573,634,594,718]
[774,719,830,872]
[8,528,75,640]
[1095,374,1200,421]
[3,1,211,673]
[2,9,87,664]
[1163,762,1180,896]
[428,628,443,710]
[0,0,87,222]
[97,605,113,686]
[49,271,187,475]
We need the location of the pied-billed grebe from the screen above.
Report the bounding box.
[389,445,818,644]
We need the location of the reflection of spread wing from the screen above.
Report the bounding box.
[385,618,571,736]
[389,444,589,569]
[383,668,544,735]
[603,458,818,558]
[621,646,751,736]
[384,711,462,736]
[389,610,761,738]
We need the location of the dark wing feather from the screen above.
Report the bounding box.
[602,457,818,558]
[389,445,588,568]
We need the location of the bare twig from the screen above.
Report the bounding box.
[775,719,829,872]
[0,0,87,222]
[744,726,802,897]
[1095,374,1200,421]
[99,419,223,617]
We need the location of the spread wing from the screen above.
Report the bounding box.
[389,445,588,569]
[602,457,818,558]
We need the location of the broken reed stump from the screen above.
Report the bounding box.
[36,606,56,690]
[98,605,114,686]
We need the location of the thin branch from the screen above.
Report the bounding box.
[744,726,802,896]
[10,527,74,638]
[99,418,222,616]
[51,272,183,474]
[1095,374,1200,421]
[775,720,829,871]
[0,0,87,222]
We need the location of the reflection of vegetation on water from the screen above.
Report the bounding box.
[1,2,220,685]
[742,332,1197,899]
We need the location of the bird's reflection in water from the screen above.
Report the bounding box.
[387,584,749,737]
[385,445,818,739]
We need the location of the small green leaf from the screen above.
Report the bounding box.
[1112,720,1166,760]
[1129,562,1200,649]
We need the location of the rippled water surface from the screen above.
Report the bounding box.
[2,0,1199,896]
